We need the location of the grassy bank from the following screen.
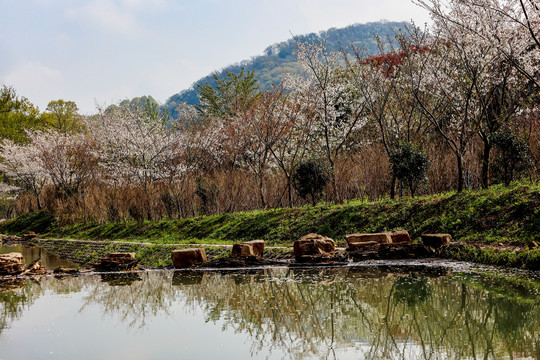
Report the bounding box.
[1,182,539,269]
[23,238,293,268]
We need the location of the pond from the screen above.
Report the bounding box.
[0,263,539,359]
[0,242,78,270]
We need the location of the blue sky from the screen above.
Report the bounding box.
[0,0,431,114]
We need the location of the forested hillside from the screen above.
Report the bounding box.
[163,21,409,117]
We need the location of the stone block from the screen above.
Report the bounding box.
[389,230,411,244]
[246,240,265,257]
[345,233,392,250]
[231,240,266,258]
[94,252,138,271]
[421,234,452,250]
[293,233,335,258]
[0,252,25,275]
[171,248,207,268]
[231,243,255,257]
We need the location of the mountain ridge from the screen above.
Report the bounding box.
[163,20,410,118]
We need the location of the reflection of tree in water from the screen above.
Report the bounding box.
[1,268,539,359]
[172,268,540,360]
[0,279,41,334]
[80,271,176,331]
[392,274,432,307]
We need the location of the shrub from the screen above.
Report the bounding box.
[389,142,429,197]
[292,159,331,205]
[491,130,533,185]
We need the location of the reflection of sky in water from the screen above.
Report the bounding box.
[0,268,538,360]
[2,296,265,359]
[2,291,286,359]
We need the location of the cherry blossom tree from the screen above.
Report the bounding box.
[0,139,47,209]
[346,33,432,197]
[240,87,310,206]
[286,42,369,198]
[415,0,539,188]
[28,130,96,197]
[415,0,539,83]
[85,106,187,191]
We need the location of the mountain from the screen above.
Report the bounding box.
[164,21,410,118]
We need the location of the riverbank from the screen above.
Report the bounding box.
[1,182,539,269]
[1,238,292,268]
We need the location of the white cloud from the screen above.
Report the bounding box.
[65,0,169,34]
[65,0,139,34]
[3,61,64,111]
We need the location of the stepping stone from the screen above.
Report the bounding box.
[0,252,25,275]
[421,234,452,250]
[345,233,391,250]
[231,240,265,257]
[293,233,335,259]
[389,230,412,244]
[171,248,207,268]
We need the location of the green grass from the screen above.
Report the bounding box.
[443,244,540,270]
[2,182,539,249]
[0,211,56,234]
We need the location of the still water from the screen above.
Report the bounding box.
[0,243,78,270]
[0,264,539,359]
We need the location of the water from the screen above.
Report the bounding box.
[0,243,78,270]
[0,265,538,359]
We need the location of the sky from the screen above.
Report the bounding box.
[0,0,431,114]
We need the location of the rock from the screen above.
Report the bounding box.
[21,258,45,275]
[293,233,335,259]
[345,233,392,250]
[171,248,207,268]
[246,240,265,257]
[22,231,37,240]
[0,252,26,275]
[2,235,21,242]
[421,234,452,250]
[94,252,138,271]
[345,241,379,251]
[389,230,411,244]
[231,240,265,258]
[231,243,255,257]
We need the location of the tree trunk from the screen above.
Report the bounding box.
[457,153,464,193]
[34,191,42,211]
[481,139,492,189]
[390,176,396,199]
[286,176,292,206]
[258,173,266,209]
[329,162,337,203]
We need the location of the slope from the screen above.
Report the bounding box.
[163,21,409,118]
